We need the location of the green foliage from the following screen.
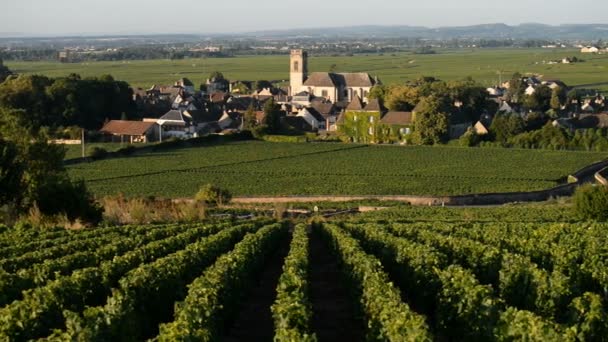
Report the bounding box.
[157,223,287,341]
[0,220,267,340]
[0,117,102,225]
[494,308,562,341]
[67,141,606,198]
[53,222,264,341]
[564,292,608,341]
[271,224,317,341]
[523,85,552,111]
[195,184,232,206]
[0,60,12,83]
[320,223,433,341]
[490,114,525,145]
[573,184,608,221]
[413,96,449,145]
[263,98,283,134]
[0,74,135,131]
[459,129,481,147]
[88,146,108,160]
[254,80,273,91]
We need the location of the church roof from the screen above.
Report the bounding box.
[303,72,376,88]
[303,72,337,87]
[337,73,376,87]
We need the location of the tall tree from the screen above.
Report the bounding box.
[413,96,449,145]
[490,114,525,144]
[262,98,283,134]
[506,73,526,103]
[0,59,12,83]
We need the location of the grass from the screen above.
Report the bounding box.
[66,141,608,198]
[7,49,608,92]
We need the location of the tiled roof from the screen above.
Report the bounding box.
[160,110,186,122]
[300,107,326,123]
[100,120,156,136]
[303,72,337,87]
[338,73,375,87]
[303,72,376,88]
[346,95,364,111]
[363,98,384,112]
[311,102,335,116]
[380,111,413,125]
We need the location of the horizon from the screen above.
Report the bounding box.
[3,0,608,37]
[1,22,608,39]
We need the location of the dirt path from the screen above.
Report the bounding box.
[309,230,365,342]
[222,235,290,342]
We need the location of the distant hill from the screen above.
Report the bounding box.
[240,23,608,40]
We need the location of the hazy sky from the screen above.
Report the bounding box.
[2,0,607,36]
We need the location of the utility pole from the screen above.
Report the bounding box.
[81,128,85,158]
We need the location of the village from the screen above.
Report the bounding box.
[98,49,608,146]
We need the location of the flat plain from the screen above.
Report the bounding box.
[66,141,608,198]
[7,49,608,91]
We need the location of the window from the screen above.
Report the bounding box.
[353,115,358,121]
[400,127,412,135]
[368,127,374,135]
[364,90,369,97]
[369,116,374,123]
[322,90,328,97]
[293,61,299,72]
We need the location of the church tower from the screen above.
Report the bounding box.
[289,49,308,96]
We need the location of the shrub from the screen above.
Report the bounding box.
[573,184,608,221]
[117,145,136,156]
[195,184,232,207]
[88,146,108,160]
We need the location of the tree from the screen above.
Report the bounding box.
[243,104,258,131]
[413,96,449,145]
[385,84,420,111]
[573,184,608,221]
[254,80,273,91]
[208,71,225,81]
[262,98,283,134]
[368,85,387,102]
[0,107,102,225]
[506,73,526,103]
[0,59,12,83]
[523,85,552,112]
[195,184,232,207]
[490,114,525,145]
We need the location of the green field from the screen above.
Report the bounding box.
[7,49,608,91]
[66,141,607,198]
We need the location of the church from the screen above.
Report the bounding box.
[289,50,379,104]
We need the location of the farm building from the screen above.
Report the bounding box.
[100,120,159,143]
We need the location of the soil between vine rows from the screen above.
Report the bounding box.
[309,230,365,342]
[222,234,291,342]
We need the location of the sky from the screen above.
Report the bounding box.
[2,0,607,36]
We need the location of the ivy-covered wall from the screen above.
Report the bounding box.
[338,110,383,143]
[338,110,413,144]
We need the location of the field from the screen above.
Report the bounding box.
[66,141,608,198]
[7,49,608,92]
[0,204,606,341]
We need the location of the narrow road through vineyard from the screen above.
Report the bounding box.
[309,230,365,342]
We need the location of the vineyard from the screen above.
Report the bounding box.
[66,141,607,197]
[0,205,607,341]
